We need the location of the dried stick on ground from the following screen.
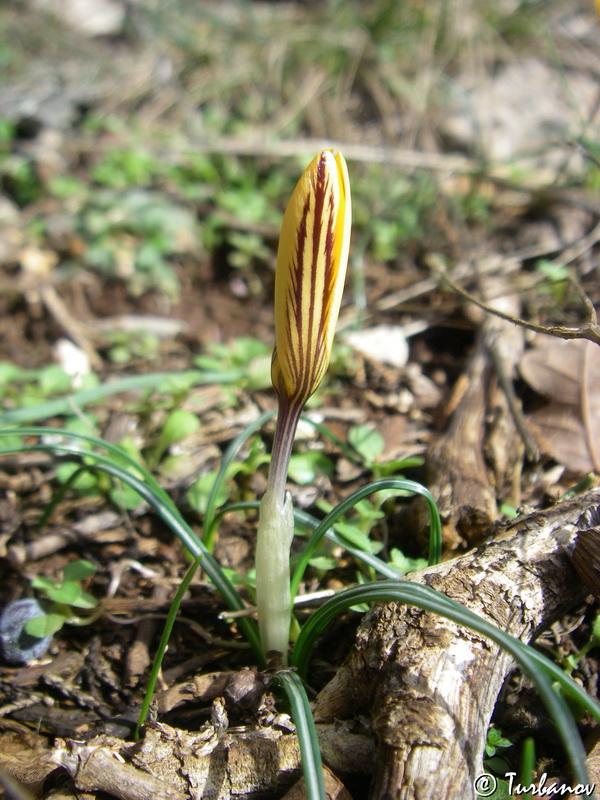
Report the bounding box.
[46,722,374,800]
[423,336,497,547]
[421,278,529,548]
[313,490,600,800]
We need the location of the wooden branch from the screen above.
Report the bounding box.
[47,722,374,800]
[422,338,497,547]
[313,490,600,800]
[418,277,536,547]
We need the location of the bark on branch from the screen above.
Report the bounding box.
[45,722,374,800]
[313,490,600,800]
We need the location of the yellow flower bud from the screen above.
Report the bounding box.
[271,149,351,407]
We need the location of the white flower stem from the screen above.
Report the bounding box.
[255,398,302,662]
[256,487,294,659]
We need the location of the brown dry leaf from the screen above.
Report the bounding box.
[279,765,353,800]
[519,338,600,472]
[0,732,56,796]
[519,338,599,404]
[569,528,600,604]
[528,404,594,474]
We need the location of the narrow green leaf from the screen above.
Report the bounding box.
[0,370,245,426]
[290,477,442,601]
[291,580,595,786]
[136,555,203,737]
[276,671,326,800]
[202,410,276,551]
[0,428,263,662]
[592,613,600,642]
[519,736,536,796]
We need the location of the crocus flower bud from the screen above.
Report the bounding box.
[271,149,351,408]
[256,149,351,662]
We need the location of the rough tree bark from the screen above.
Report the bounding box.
[313,489,600,800]
[3,721,373,800]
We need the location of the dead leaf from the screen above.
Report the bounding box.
[519,338,600,472]
[528,404,594,474]
[569,527,600,604]
[0,732,56,796]
[279,765,353,800]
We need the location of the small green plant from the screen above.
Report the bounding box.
[80,188,199,299]
[348,424,385,464]
[535,258,571,304]
[104,329,160,364]
[193,336,272,392]
[484,725,513,773]
[91,147,162,189]
[479,733,535,800]
[485,725,513,759]
[0,342,262,429]
[571,613,600,670]
[187,434,269,516]
[347,423,423,478]
[0,362,100,417]
[146,408,200,469]
[26,560,99,637]
[1,152,43,206]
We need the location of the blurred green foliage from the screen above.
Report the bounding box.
[0,0,563,303]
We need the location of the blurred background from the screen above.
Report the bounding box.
[0,0,598,371]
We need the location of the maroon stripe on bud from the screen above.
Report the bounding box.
[283,154,335,406]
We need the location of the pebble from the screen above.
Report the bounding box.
[0,599,53,665]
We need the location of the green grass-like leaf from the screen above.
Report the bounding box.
[212,500,420,582]
[202,409,276,551]
[136,554,204,738]
[276,670,326,800]
[290,580,599,786]
[289,478,442,602]
[0,370,245,427]
[0,427,263,664]
[2,423,593,792]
